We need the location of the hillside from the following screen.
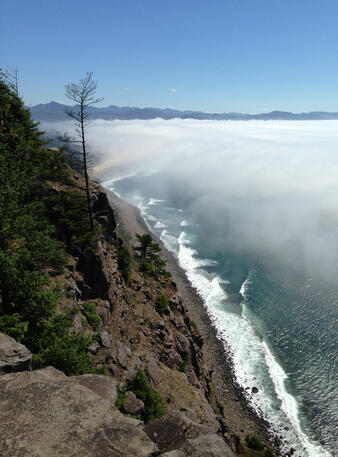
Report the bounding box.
[0,74,282,456]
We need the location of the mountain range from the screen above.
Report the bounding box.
[29,101,338,122]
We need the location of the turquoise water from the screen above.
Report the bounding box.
[104,171,337,457]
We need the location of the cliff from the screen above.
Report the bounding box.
[0,166,280,457]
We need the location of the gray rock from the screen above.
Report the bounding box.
[125,367,137,381]
[72,374,118,403]
[187,370,201,388]
[0,332,32,374]
[88,341,100,354]
[145,358,159,387]
[100,330,113,348]
[145,410,218,452]
[115,340,131,368]
[123,391,144,415]
[0,367,157,457]
[161,434,236,457]
[175,334,190,357]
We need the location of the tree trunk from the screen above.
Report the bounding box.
[80,104,94,231]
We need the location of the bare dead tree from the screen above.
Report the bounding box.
[65,72,103,231]
[1,66,19,96]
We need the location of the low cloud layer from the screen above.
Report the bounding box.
[43,118,338,281]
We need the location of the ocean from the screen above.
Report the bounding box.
[100,125,338,457]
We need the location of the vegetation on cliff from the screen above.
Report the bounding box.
[0,73,95,375]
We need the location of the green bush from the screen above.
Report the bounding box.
[245,435,265,451]
[0,315,28,343]
[178,359,186,373]
[117,246,131,283]
[83,303,101,330]
[116,386,127,411]
[118,369,164,423]
[134,234,170,279]
[155,293,169,315]
[32,309,94,375]
[43,191,96,253]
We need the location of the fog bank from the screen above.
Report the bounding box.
[43,118,338,281]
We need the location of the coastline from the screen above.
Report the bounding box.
[104,187,279,450]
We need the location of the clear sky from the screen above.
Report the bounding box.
[1,0,338,113]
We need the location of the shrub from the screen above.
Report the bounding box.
[123,369,164,423]
[134,233,170,279]
[155,293,169,315]
[43,191,96,253]
[245,435,265,451]
[116,386,127,411]
[32,310,94,375]
[0,315,28,342]
[178,359,186,373]
[83,303,101,330]
[117,246,131,283]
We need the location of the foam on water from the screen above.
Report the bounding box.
[180,219,190,226]
[262,342,332,457]
[148,198,165,205]
[160,229,179,253]
[154,221,167,229]
[174,231,332,457]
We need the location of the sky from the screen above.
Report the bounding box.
[1,0,338,113]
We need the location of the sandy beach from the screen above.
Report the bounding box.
[105,187,279,450]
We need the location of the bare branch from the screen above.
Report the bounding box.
[64,72,103,231]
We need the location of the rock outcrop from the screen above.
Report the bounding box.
[0,332,32,374]
[0,367,157,457]
[161,434,236,457]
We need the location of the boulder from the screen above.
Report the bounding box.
[123,391,144,415]
[0,367,157,457]
[114,340,132,368]
[175,334,190,358]
[100,330,113,348]
[0,332,32,374]
[71,373,118,403]
[145,358,159,387]
[145,410,218,452]
[161,434,236,457]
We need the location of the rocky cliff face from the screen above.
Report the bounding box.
[0,171,277,457]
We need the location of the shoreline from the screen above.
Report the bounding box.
[104,187,281,451]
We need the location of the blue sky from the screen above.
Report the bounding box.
[1,0,338,113]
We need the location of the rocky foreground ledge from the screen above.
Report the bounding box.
[0,334,234,457]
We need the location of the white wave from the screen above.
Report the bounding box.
[180,219,190,226]
[239,275,252,298]
[263,342,332,457]
[175,231,331,457]
[154,221,167,229]
[148,198,165,205]
[160,229,178,253]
